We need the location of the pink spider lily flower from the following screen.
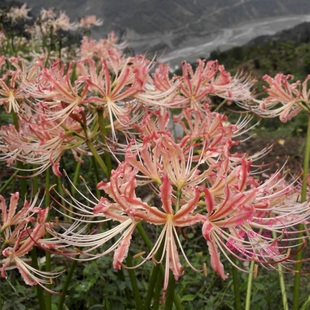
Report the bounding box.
[53,11,77,32]
[7,4,32,22]
[25,59,89,124]
[115,173,204,298]
[0,193,62,291]
[39,8,57,21]
[77,56,150,139]
[177,60,254,109]
[0,57,41,113]
[0,103,92,176]
[78,15,103,29]
[202,162,310,278]
[125,132,215,192]
[79,33,125,62]
[244,74,310,122]
[48,163,205,300]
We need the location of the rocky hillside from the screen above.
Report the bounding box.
[18,0,310,36]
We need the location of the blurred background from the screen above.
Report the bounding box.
[11,0,310,67]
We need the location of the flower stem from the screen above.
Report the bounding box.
[86,139,109,177]
[45,169,52,310]
[231,257,241,310]
[31,248,46,310]
[292,114,310,310]
[126,255,143,310]
[272,231,289,310]
[0,170,18,194]
[164,270,175,310]
[57,260,78,310]
[245,260,255,310]
[153,266,164,310]
[144,263,160,309]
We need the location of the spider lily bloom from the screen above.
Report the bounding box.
[0,103,92,176]
[38,10,77,33]
[39,8,57,21]
[6,3,32,22]
[49,162,205,299]
[79,33,125,61]
[0,193,61,291]
[25,59,89,124]
[78,15,103,29]
[77,56,150,139]
[125,132,215,192]
[177,60,254,109]
[174,106,235,162]
[0,57,41,113]
[202,163,310,278]
[245,74,310,122]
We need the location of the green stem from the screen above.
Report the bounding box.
[245,260,255,310]
[126,255,142,310]
[231,257,241,310]
[45,169,52,310]
[0,170,18,194]
[86,140,109,177]
[97,110,107,139]
[153,266,164,310]
[72,159,82,195]
[58,260,78,310]
[144,233,165,309]
[213,99,227,112]
[272,231,289,310]
[292,114,310,310]
[31,248,46,310]
[144,263,160,309]
[164,271,175,310]
[278,264,289,310]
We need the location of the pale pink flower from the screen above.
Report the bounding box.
[48,130,310,300]
[79,33,125,61]
[78,15,103,29]
[260,74,310,122]
[37,9,77,33]
[7,4,32,22]
[202,163,310,278]
[0,57,41,113]
[39,8,57,21]
[176,60,254,109]
[0,103,91,176]
[77,56,150,138]
[25,59,89,123]
[0,192,62,291]
[49,162,204,298]
[52,12,77,32]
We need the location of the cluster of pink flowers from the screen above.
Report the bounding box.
[0,12,309,299]
[0,192,61,291]
[240,73,310,122]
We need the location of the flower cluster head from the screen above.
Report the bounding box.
[78,15,103,30]
[48,104,310,299]
[240,73,310,122]
[0,192,61,290]
[6,4,32,23]
[0,14,309,300]
[36,8,77,33]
